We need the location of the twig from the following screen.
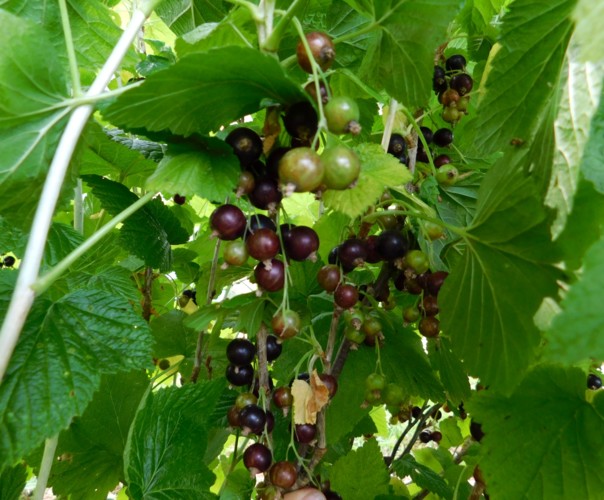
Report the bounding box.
[397,404,441,463]
[141,267,154,322]
[323,308,342,373]
[256,323,270,397]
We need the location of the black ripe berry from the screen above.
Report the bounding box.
[283,101,318,142]
[433,128,454,147]
[445,54,467,72]
[265,334,283,362]
[388,133,407,157]
[426,271,449,296]
[243,443,272,475]
[334,284,358,309]
[376,230,407,261]
[239,404,267,435]
[227,338,256,365]
[226,363,254,386]
[434,154,451,168]
[338,238,368,269]
[254,259,285,292]
[266,147,291,179]
[420,126,433,145]
[283,226,320,261]
[247,214,277,237]
[317,264,341,292]
[588,373,602,390]
[226,127,263,167]
[295,423,317,443]
[210,204,247,240]
[431,431,443,443]
[450,73,473,96]
[248,177,283,210]
[419,430,433,443]
[433,66,447,93]
[296,32,336,73]
[173,194,186,205]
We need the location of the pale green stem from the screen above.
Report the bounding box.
[74,179,84,234]
[58,0,82,96]
[32,435,59,500]
[33,191,156,295]
[381,98,398,152]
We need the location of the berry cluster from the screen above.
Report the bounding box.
[433,54,473,124]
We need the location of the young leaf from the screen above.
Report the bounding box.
[322,143,411,219]
[104,47,307,136]
[358,0,461,108]
[125,380,226,499]
[468,365,604,499]
[330,439,390,500]
[38,371,150,500]
[146,138,240,201]
[0,277,153,470]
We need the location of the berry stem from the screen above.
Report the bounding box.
[400,107,437,176]
[323,308,342,374]
[381,98,399,152]
[0,6,154,383]
[58,0,81,97]
[32,435,59,500]
[264,0,304,52]
[256,323,271,399]
[73,179,84,235]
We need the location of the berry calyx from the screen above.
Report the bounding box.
[450,73,473,96]
[435,165,459,186]
[210,204,247,240]
[296,32,336,73]
[321,145,361,190]
[387,133,407,157]
[249,177,283,210]
[324,96,361,135]
[239,404,267,435]
[338,238,368,269]
[278,147,324,193]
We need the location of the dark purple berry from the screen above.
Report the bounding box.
[227,338,256,365]
[226,363,254,386]
[376,230,407,261]
[226,127,263,167]
[210,204,246,240]
[265,335,283,362]
[445,54,466,72]
[433,128,454,147]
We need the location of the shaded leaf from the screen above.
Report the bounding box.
[0,462,27,499]
[392,454,453,500]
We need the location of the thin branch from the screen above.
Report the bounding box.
[32,435,59,500]
[141,267,155,322]
[323,308,342,374]
[256,323,270,397]
[58,0,81,96]
[386,402,429,467]
[73,179,84,234]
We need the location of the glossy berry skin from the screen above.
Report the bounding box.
[266,335,283,362]
[450,73,473,96]
[434,154,451,168]
[433,128,454,147]
[406,249,430,274]
[255,259,285,292]
[436,165,459,186]
[376,230,407,261]
[334,284,358,309]
[227,338,256,365]
[226,127,263,167]
[273,386,293,409]
[236,171,255,196]
[362,316,382,337]
[226,363,254,386]
[246,228,280,261]
[420,126,433,145]
[421,295,439,317]
[432,66,447,93]
[239,404,267,435]
[279,147,324,193]
[283,101,318,141]
[295,423,317,443]
[304,80,330,105]
[235,392,258,409]
[426,271,449,296]
[244,443,272,474]
[319,373,338,398]
[365,235,383,264]
[297,31,336,73]
[317,264,341,292]
[442,106,461,124]
[283,226,320,261]
[271,310,301,340]
[247,214,277,236]
[249,177,283,210]
[419,431,432,443]
[431,431,443,443]
[588,373,603,389]
[338,238,368,269]
[270,461,298,489]
[445,54,467,71]
[324,96,361,135]
[411,406,422,419]
[173,194,186,205]
[321,145,361,190]
[210,204,247,240]
[3,256,16,267]
[388,133,407,157]
[227,405,241,427]
[419,317,440,338]
[440,89,460,107]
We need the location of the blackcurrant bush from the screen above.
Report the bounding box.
[271,310,301,340]
[239,404,267,435]
[297,31,336,73]
[588,373,602,390]
[249,177,283,210]
[324,96,361,135]
[419,430,432,443]
[270,461,298,489]
[317,264,341,292]
[321,145,361,190]
[226,127,263,167]
[388,133,407,157]
[243,443,272,475]
[226,363,254,386]
[247,214,277,236]
[334,284,358,309]
[283,226,320,261]
[450,73,473,96]
[227,338,256,365]
[338,238,368,269]
[246,228,280,261]
[266,335,283,362]
[319,373,338,398]
[283,101,318,142]
[295,423,317,443]
[173,194,186,205]
[418,317,440,338]
[445,54,466,71]
[210,204,247,240]
[433,128,454,147]
[426,271,448,296]
[304,80,330,105]
[279,147,324,193]
[254,259,285,292]
[376,230,407,261]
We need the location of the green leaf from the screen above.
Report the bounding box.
[155,0,227,36]
[392,455,453,500]
[150,310,198,358]
[146,138,240,201]
[468,365,604,499]
[579,84,604,193]
[42,371,149,500]
[0,462,27,500]
[83,175,189,271]
[105,47,307,136]
[66,266,140,303]
[79,123,158,187]
[358,0,461,108]
[545,236,604,363]
[313,211,351,263]
[573,0,604,62]
[428,337,471,405]
[330,439,390,500]
[0,11,69,223]
[0,278,153,470]
[470,0,576,155]
[219,467,255,500]
[125,380,226,499]
[323,143,411,219]
[44,223,84,268]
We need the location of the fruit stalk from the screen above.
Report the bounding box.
[0,6,153,382]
